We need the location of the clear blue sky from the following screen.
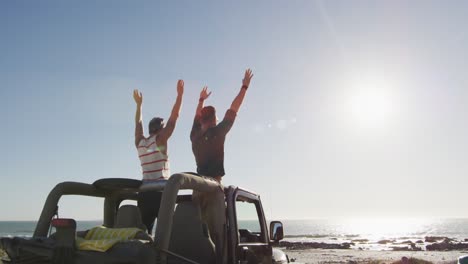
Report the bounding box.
[1,1,467,220]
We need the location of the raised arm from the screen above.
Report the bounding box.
[196,86,212,117]
[190,86,211,140]
[133,89,144,146]
[229,69,253,113]
[159,80,184,142]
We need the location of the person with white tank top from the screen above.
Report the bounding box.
[133,80,184,234]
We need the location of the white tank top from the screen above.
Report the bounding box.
[137,135,170,182]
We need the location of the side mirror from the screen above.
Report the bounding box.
[269,221,284,242]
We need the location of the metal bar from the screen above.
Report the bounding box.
[158,248,200,264]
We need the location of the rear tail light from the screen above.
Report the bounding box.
[51,218,76,228]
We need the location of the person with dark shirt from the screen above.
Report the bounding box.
[190,69,253,263]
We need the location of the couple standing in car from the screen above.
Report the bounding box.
[132,69,254,263]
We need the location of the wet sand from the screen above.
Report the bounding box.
[283,248,467,264]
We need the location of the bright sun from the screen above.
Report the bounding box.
[350,90,392,123]
[346,74,395,127]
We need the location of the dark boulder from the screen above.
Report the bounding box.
[396,240,413,245]
[425,236,448,243]
[377,239,394,244]
[426,242,468,251]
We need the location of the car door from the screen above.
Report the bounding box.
[231,189,272,264]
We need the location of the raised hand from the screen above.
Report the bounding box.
[242,68,254,87]
[199,86,212,101]
[133,89,143,105]
[177,79,184,95]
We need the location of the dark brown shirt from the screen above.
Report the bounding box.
[190,109,236,177]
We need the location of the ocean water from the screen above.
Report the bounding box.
[1,218,468,251]
[281,218,468,239]
[279,218,468,250]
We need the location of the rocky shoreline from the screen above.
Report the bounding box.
[280,236,468,252]
[282,248,465,264]
[280,241,353,250]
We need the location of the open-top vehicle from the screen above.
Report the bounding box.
[0,173,288,264]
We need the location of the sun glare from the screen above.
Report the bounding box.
[345,73,396,128]
[340,218,431,241]
[350,90,392,123]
